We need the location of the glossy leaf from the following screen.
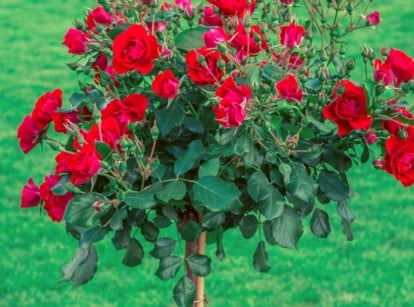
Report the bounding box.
[253,241,270,273]
[155,101,185,136]
[156,255,182,281]
[150,238,177,259]
[156,181,186,202]
[267,206,303,249]
[310,208,331,238]
[318,170,353,201]
[181,221,202,241]
[201,211,225,229]
[198,158,220,178]
[239,215,259,239]
[124,190,156,209]
[285,163,315,205]
[173,276,196,307]
[186,254,211,277]
[122,238,144,267]
[60,244,97,286]
[174,140,205,176]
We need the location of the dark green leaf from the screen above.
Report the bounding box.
[162,207,178,221]
[337,200,356,223]
[173,276,196,307]
[69,92,85,108]
[122,238,144,267]
[198,158,220,178]
[174,26,210,51]
[341,219,354,241]
[150,238,177,259]
[253,241,270,273]
[186,254,211,277]
[153,214,172,228]
[310,208,331,238]
[247,172,271,202]
[263,220,277,245]
[285,163,315,205]
[318,170,353,201]
[258,186,285,220]
[124,190,156,209]
[267,206,303,248]
[156,181,187,202]
[156,255,182,281]
[174,140,205,176]
[107,23,131,39]
[155,101,185,136]
[112,229,131,250]
[193,176,240,212]
[261,64,280,81]
[201,211,225,229]
[95,141,113,164]
[183,117,205,134]
[80,226,108,247]
[64,193,110,228]
[110,208,127,231]
[216,232,226,261]
[141,221,159,242]
[181,221,202,241]
[239,215,259,239]
[322,145,352,172]
[247,65,261,88]
[60,244,97,286]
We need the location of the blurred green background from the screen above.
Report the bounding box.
[1,1,413,306]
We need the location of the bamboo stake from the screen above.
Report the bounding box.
[194,230,206,307]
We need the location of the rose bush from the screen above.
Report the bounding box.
[16,0,414,306]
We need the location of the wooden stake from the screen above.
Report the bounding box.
[194,231,206,307]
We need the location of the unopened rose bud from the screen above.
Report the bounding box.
[373,159,383,168]
[346,58,355,71]
[365,131,377,144]
[366,11,380,26]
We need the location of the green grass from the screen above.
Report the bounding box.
[1,1,414,306]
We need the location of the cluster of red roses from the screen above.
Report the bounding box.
[17,0,414,225]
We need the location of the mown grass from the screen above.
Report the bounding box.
[1,1,413,306]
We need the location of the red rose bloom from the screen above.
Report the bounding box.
[112,25,160,75]
[52,110,79,133]
[152,70,179,99]
[373,59,394,86]
[385,48,414,87]
[216,77,251,104]
[86,6,113,31]
[275,74,303,102]
[280,21,305,49]
[230,24,268,60]
[323,80,372,136]
[68,143,102,186]
[17,115,42,153]
[207,0,254,16]
[383,135,414,187]
[186,47,227,86]
[40,175,74,222]
[32,89,63,130]
[213,98,247,128]
[20,178,41,208]
[86,117,123,150]
[382,106,414,137]
[199,6,223,26]
[62,28,89,55]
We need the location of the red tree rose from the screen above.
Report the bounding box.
[32,89,63,130]
[20,178,41,208]
[63,28,89,55]
[17,115,42,153]
[383,135,414,187]
[275,74,303,102]
[86,6,113,31]
[86,117,123,150]
[323,80,372,136]
[186,47,227,86]
[207,0,254,17]
[230,24,268,60]
[213,98,247,128]
[385,48,414,86]
[280,21,305,49]
[152,70,179,99]
[112,25,160,74]
[373,59,394,86]
[216,77,251,104]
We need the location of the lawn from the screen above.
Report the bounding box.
[1,1,414,306]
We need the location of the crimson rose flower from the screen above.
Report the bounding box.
[383,135,414,187]
[323,80,372,136]
[86,117,123,150]
[32,89,63,130]
[186,47,227,86]
[40,175,74,222]
[216,77,251,104]
[231,24,268,60]
[275,74,303,102]
[52,110,79,133]
[20,178,41,208]
[382,106,414,137]
[112,25,160,74]
[17,115,42,153]
[62,28,89,55]
[366,11,380,26]
[385,48,414,86]
[213,98,247,127]
[373,59,394,86]
[207,0,254,16]
[86,6,113,31]
[199,6,223,26]
[280,21,305,49]
[152,70,179,99]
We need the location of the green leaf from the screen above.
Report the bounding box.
[122,238,144,267]
[150,238,177,259]
[337,200,356,223]
[267,206,303,249]
[174,26,210,51]
[80,226,108,247]
[174,140,205,176]
[155,101,185,136]
[60,244,97,286]
[193,176,240,212]
[95,141,113,164]
[322,145,352,173]
[107,23,131,39]
[198,158,220,178]
[201,211,225,229]
[156,181,187,202]
[285,163,315,205]
[110,208,127,231]
[112,229,131,250]
[141,221,159,242]
[124,190,156,209]
[247,172,271,202]
[64,193,110,228]
[69,92,85,108]
[156,255,182,281]
[310,208,331,238]
[247,65,261,88]
[261,64,280,81]
[239,215,259,239]
[253,241,270,273]
[181,221,202,241]
[318,170,353,201]
[173,276,196,307]
[186,254,211,277]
